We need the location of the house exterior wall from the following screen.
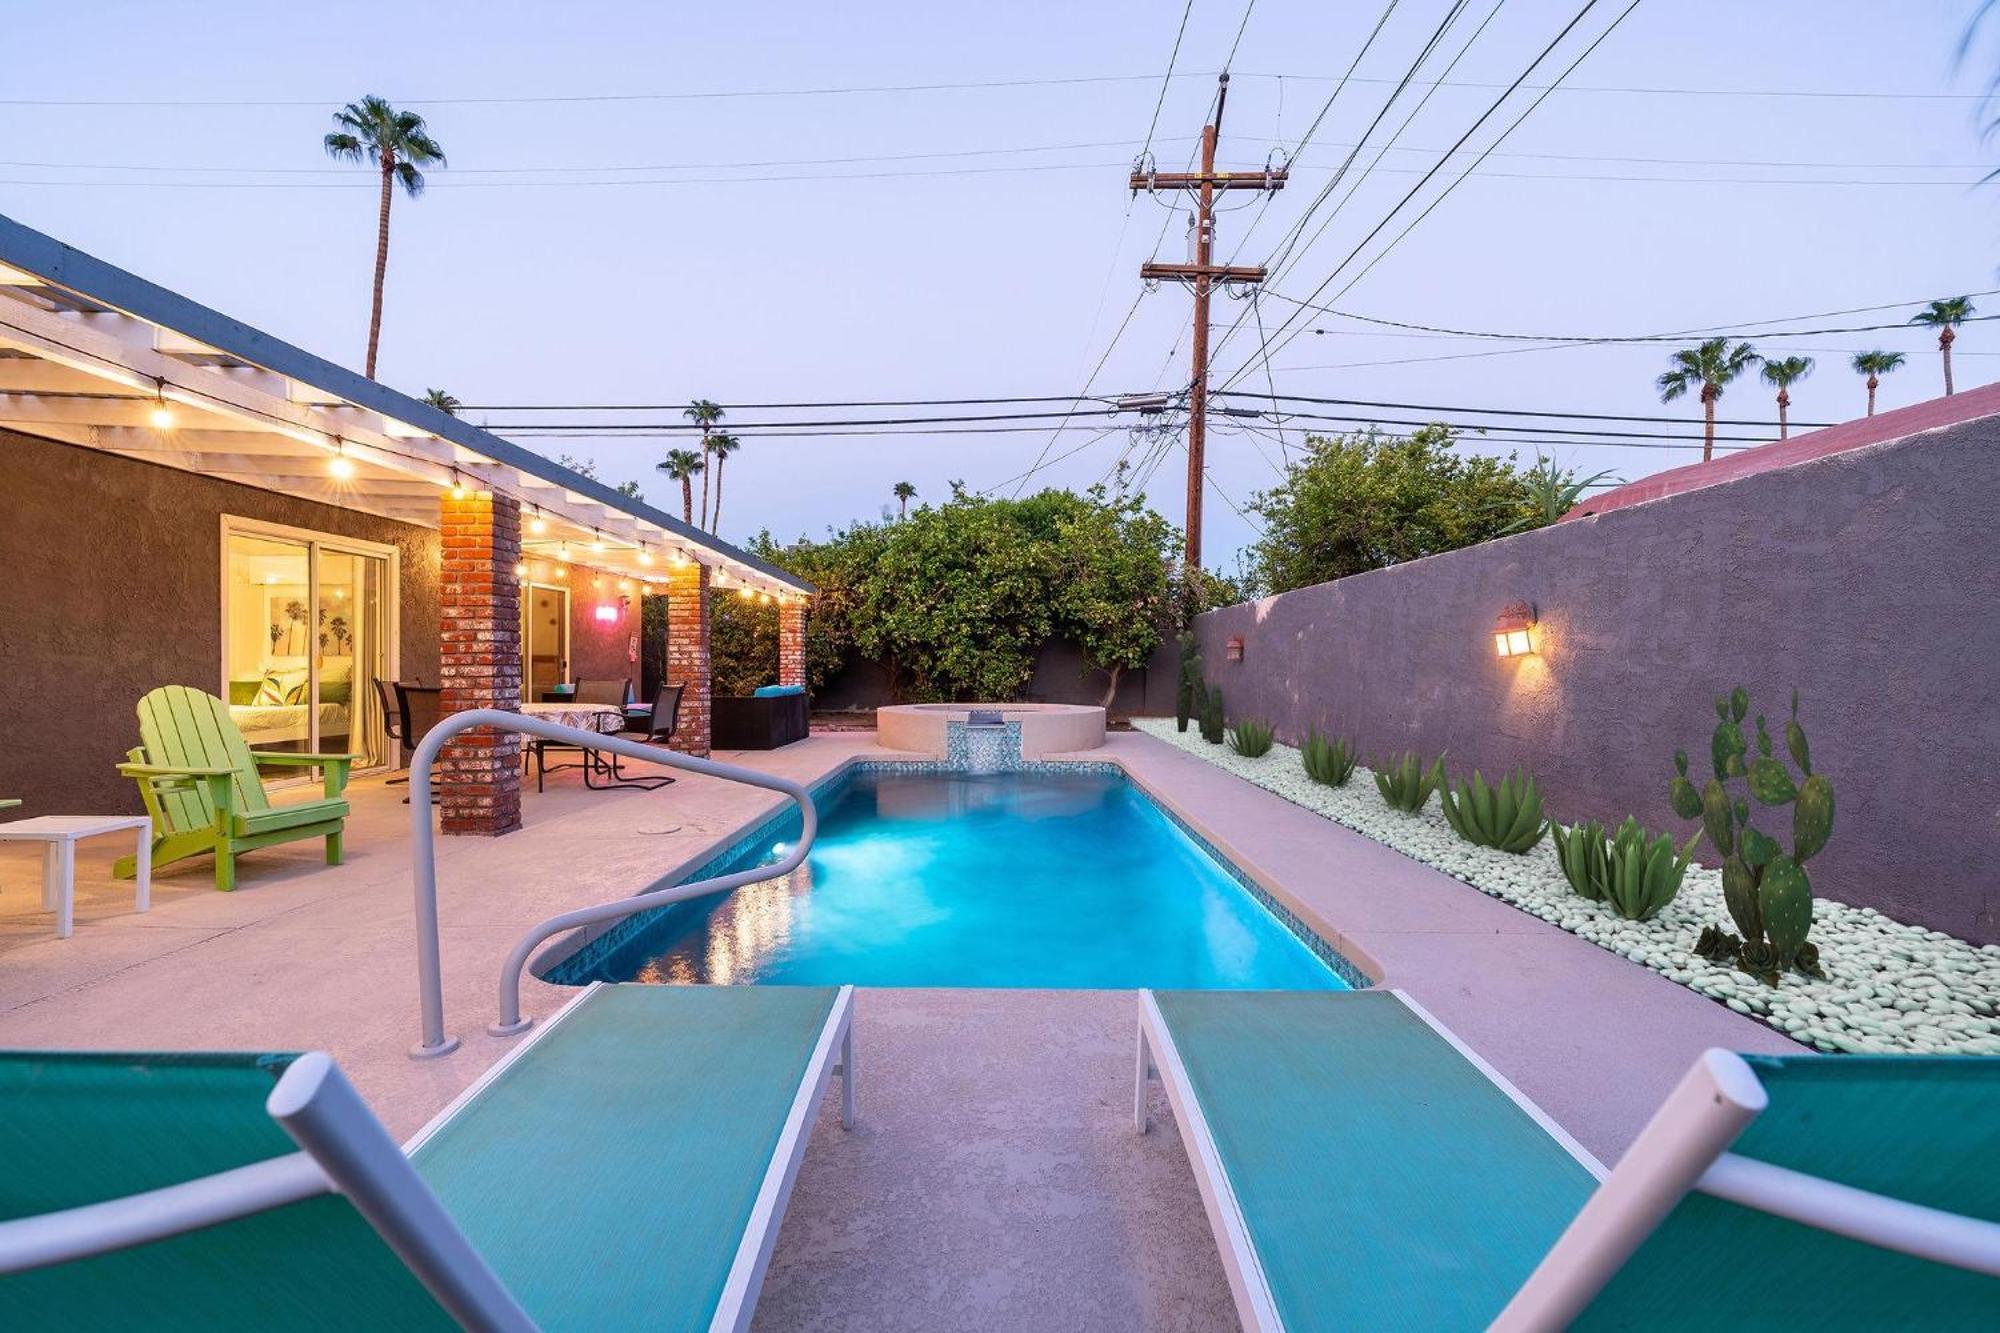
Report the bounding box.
[566,579,640,695]
[0,429,441,814]
[1193,419,2000,944]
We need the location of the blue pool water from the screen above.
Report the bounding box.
[556,768,1348,990]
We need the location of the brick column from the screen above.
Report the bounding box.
[665,561,711,756]
[778,599,807,690]
[439,491,522,835]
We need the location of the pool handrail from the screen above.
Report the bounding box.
[406,708,817,1058]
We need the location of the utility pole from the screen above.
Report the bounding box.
[1133,72,1286,569]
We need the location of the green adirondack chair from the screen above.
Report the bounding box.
[114,686,354,892]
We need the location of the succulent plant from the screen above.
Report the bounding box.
[1551,820,1612,901]
[1671,688,1831,984]
[1373,751,1445,814]
[1175,635,1202,733]
[1228,718,1275,758]
[1301,728,1358,786]
[1198,685,1226,745]
[1439,767,1548,853]
[1600,818,1701,922]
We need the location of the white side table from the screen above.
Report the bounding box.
[0,816,152,939]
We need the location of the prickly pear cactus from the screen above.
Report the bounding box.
[1759,855,1813,966]
[1670,688,1833,986]
[1793,774,1834,862]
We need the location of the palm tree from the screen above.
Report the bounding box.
[1909,296,1975,396]
[422,388,461,416]
[656,448,705,524]
[323,97,447,380]
[893,480,917,519]
[683,400,724,527]
[1657,338,1761,462]
[1850,350,1905,417]
[1758,356,1814,440]
[706,432,742,533]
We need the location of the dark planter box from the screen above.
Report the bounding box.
[713,694,810,750]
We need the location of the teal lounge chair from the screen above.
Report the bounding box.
[1135,989,1999,1331]
[0,983,856,1330]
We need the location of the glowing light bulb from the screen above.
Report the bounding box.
[529,511,548,536]
[590,530,606,553]
[328,444,356,480]
[449,470,467,499]
[637,546,653,566]
[738,586,754,601]
[149,403,175,430]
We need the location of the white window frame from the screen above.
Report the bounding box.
[219,514,401,775]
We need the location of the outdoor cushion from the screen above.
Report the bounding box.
[234,797,349,838]
[751,684,806,697]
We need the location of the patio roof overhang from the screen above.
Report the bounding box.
[0,213,812,598]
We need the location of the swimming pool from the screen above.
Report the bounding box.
[550,767,1353,990]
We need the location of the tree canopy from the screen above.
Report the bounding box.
[712,488,1188,702]
[1246,425,1538,595]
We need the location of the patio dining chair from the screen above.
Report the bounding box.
[0,983,858,1331]
[394,683,444,806]
[1133,989,2000,1330]
[599,684,684,790]
[530,679,638,792]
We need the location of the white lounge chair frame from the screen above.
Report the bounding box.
[1135,987,2000,1333]
[0,982,857,1333]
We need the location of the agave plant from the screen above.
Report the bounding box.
[1438,767,1548,853]
[1551,820,1612,901]
[1301,728,1358,786]
[1373,751,1445,814]
[1228,718,1275,758]
[1601,818,1702,922]
[1498,456,1622,533]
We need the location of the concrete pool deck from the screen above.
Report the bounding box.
[0,727,1794,1330]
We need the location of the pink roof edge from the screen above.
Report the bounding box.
[1560,378,2000,522]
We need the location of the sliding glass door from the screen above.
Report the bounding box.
[222,519,397,775]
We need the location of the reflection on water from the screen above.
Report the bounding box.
[585,770,1345,991]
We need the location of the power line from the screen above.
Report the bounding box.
[1141,0,1200,165]
[0,69,1985,111]
[1278,298,2000,344]
[1215,389,1834,429]
[1220,0,1640,395]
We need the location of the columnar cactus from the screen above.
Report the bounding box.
[1673,688,1832,985]
[1175,635,1202,733]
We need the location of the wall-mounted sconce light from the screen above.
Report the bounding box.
[1494,601,1536,658]
[1225,634,1245,662]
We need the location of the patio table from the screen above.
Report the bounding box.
[0,815,151,939]
[519,702,636,790]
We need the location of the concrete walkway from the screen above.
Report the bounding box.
[0,728,1795,1331]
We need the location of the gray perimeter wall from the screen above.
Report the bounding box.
[1191,419,2000,944]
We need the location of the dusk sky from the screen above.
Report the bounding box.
[4,1,1996,570]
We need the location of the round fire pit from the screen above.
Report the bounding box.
[875,703,1105,758]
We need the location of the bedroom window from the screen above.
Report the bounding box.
[222,519,396,775]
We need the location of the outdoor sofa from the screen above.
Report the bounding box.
[714,685,809,750]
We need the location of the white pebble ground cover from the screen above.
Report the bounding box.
[1136,719,2000,1055]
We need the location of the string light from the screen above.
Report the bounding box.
[328,437,356,479]
[590,528,606,553]
[449,467,467,499]
[148,378,175,431]
[529,506,548,536]
[637,543,653,566]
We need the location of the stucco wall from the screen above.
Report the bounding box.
[566,581,641,694]
[1194,420,2000,944]
[0,430,440,814]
